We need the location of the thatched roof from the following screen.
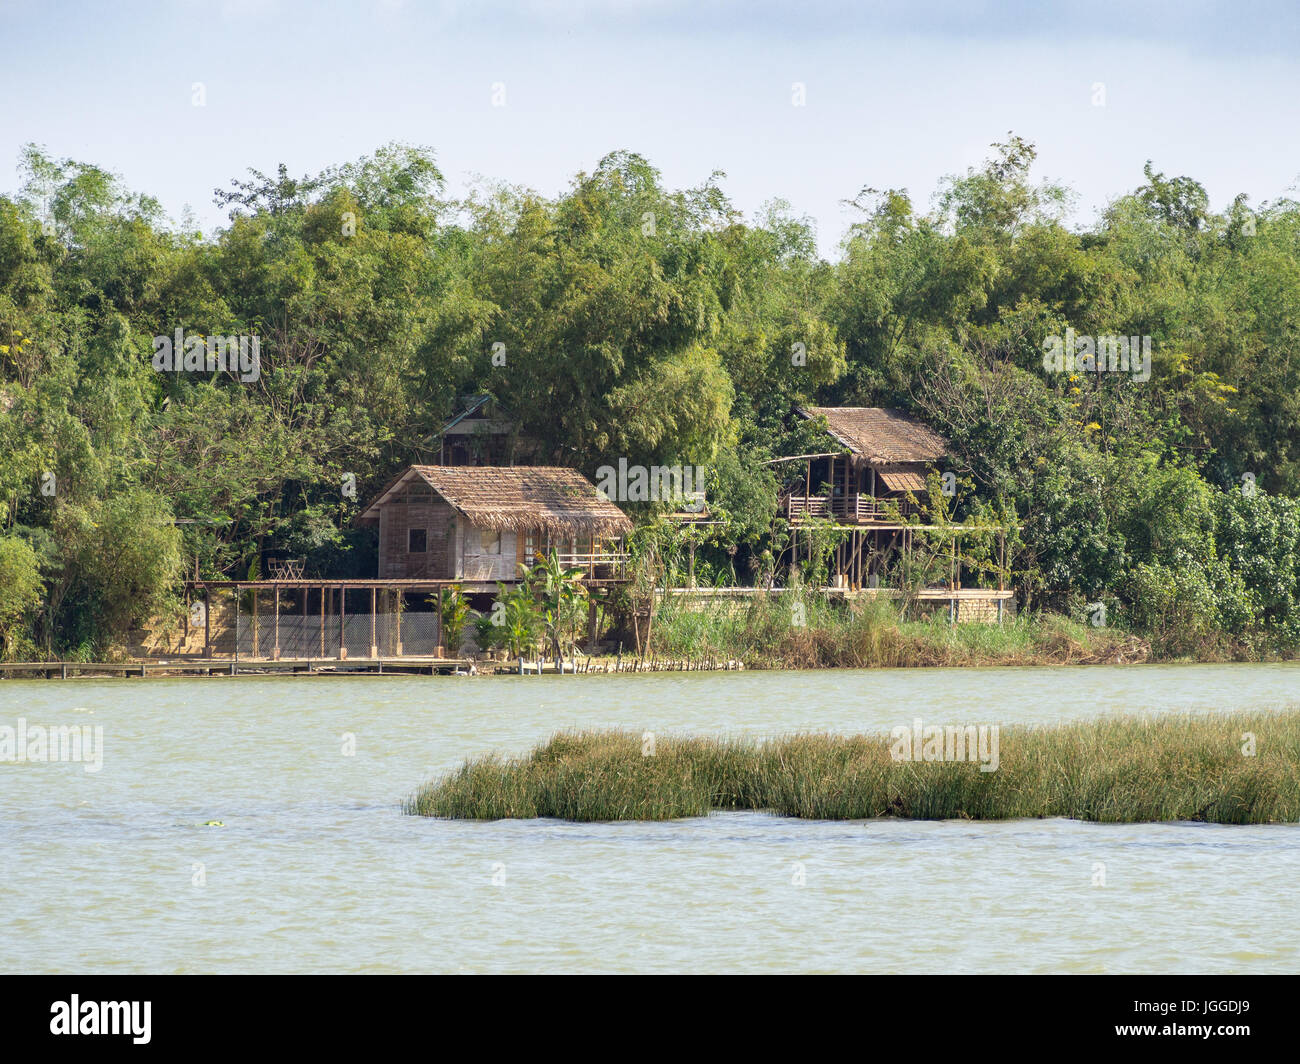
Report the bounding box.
[798,407,947,464]
[358,465,632,538]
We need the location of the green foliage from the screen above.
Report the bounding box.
[482,581,543,659]
[434,584,474,654]
[0,533,42,659]
[5,134,1300,659]
[521,549,590,660]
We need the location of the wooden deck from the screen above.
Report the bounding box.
[0,656,475,679]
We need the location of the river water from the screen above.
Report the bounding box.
[2,663,1298,973]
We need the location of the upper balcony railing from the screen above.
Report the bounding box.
[783,492,918,525]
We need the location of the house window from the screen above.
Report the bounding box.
[481,530,501,554]
[408,528,427,553]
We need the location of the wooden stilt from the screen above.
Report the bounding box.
[370,586,378,658]
[339,587,347,659]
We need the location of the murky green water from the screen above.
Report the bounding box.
[2,664,1298,973]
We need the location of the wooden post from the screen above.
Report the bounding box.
[395,589,403,656]
[950,535,958,625]
[437,586,444,655]
[338,587,347,659]
[234,587,240,663]
[998,529,1007,625]
[370,586,378,658]
[203,587,211,659]
[320,584,326,658]
[273,585,281,660]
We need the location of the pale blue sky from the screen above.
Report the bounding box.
[3,0,1298,253]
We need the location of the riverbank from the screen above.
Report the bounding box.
[12,599,1281,676]
[405,712,1300,823]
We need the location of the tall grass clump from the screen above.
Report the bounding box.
[648,591,1143,669]
[404,711,1300,823]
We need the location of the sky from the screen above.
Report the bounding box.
[3,0,1299,254]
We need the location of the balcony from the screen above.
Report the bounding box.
[782,492,918,525]
[527,549,630,581]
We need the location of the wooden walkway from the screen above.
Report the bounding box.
[0,657,475,679]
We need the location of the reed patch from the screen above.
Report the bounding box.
[405,711,1300,823]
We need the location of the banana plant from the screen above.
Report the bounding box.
[523,548,589,668]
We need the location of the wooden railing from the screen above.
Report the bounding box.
[527,550,630,579]
[784,495,830,520]
[784,493,918,524]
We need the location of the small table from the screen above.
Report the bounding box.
[267,558,305,580]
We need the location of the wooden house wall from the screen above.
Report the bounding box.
[371,491,608,583]
[377,496,457,579]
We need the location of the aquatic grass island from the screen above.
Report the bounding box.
[405,712,1300,824]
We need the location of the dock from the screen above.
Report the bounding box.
[0,656,475,679]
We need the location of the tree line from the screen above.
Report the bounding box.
[2,135,1300,659]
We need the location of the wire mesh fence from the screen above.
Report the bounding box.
[202,588,444,658]
[234,612,442,658]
